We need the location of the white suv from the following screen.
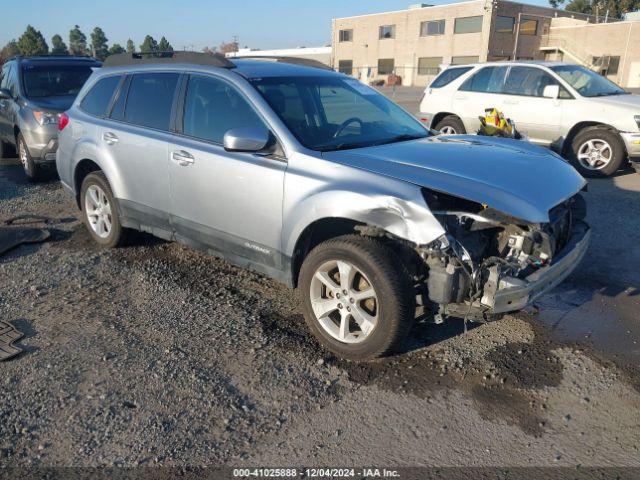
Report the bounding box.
[419,61,640,177]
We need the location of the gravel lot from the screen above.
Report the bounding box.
[1,109,640,470]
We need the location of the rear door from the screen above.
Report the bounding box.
[99,72,180,236]
[500,66,567,146]
[452,66,508,134]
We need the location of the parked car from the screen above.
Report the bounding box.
[0,55,101,180]
[419,61,640,177]
[56,52,590,360]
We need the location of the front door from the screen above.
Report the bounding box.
[168,74,286,273]
[0,64,18,143]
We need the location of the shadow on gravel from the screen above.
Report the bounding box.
[0,163,59,201]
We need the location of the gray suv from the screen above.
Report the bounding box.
[0,55,101,180]
[56,52,591,360]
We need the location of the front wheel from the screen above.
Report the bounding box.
[569,127,626,177]
[298,235,415,361]
[18,134,42,181]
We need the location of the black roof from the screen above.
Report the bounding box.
[7,55,101,65]
[103,51,234,68]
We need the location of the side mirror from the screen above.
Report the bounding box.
[0,88,11,100]
[223,126,270,153]
[543,85,560,99]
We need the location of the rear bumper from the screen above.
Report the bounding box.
[621,132,640,158]
[484,221,591,314]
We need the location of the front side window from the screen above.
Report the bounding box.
[1,64,15,95]
[338,60,353,75]
[503,66,569,97]
[250,75,428,152]
[378,58,395,75]
[520,19,538,36]
[339,29,353,42]
[430,67,473,88]
[379,25,395,39]
[182,75,265,144]
[460,66,508,93]
[418,57,443,76]
[454,16,483,34]
[495,16,515,33]
[551,64,626,97]
[80,75,121,117]
[421,20,445,36]
[22,64,93,98]
[124,72,179,131]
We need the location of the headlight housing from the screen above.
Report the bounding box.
[32,111,60,126]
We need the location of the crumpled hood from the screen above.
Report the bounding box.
[322,135,586,223]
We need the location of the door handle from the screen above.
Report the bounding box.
[102,132,119,145]
[171,150,195,166]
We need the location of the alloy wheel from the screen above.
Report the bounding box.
[309,259,378,344]
[577,139,613,171]
[439,126,457,135]
[85,184,112,239]
[19,141,29,172]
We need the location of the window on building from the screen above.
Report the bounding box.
[454,16,483,34]
[430,67,473,88]
[607,56,621,76]
[378,58,395,75]
[495,15,515,33]
[338,60,354,75]
[503,66,571,98]
[418,57,443,75]
[80,75,122,117]
[339,29,353,42]
[420,19,445,36]
[460,66,508,93]
[520,19,538,36]
[379,25,396,39]
[451,56,480,65]
[183,75,265,144]
[124,73,180,131]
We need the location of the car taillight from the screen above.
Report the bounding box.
[58,113,70,132]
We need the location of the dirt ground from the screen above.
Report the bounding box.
[1,134,640,472]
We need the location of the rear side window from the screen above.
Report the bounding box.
[430,67,472,88]
[460,66,508,93]
[182,75,265,144]
[80,75,121,117]
[124,73,180,131]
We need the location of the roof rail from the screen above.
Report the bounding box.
[103,51,235,68]
[5,54,99,63]
[230,56,334,71]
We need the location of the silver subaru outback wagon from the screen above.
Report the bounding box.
[56,52,590,360]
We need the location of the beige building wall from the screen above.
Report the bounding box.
[331,0,596,87]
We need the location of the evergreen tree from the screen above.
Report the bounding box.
[126,39,135,54]
[69,25,87,55]
[140,35,158,57]
[90,27,109,60]
[51,34,69,55]
[108,43,125,56]
[17,25,48,56]
[0,41,21,62]
[158,36,173,53]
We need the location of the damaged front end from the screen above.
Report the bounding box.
[416,189,591,322]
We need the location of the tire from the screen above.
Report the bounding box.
[298,235,415,361]
[434,115,466,135]
[568,127,626,177]
[17,134,42,181]
[80,171,131,248]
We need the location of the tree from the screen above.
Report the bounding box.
[69,25,87,56]
[17,25,48,56]
[218,40,238,54]
[140,35,158,57]
[158,36,173,53]
[565,0,593,13]
[548,0,565,7]
[108,43,125,56]
[126,39,135,54]
[90,27,109,60]
[202,46,217,54]
[51,34,68,55]
[0,41,20,63]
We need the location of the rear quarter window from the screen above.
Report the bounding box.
[430,67,473,88]
[80,75,122,117]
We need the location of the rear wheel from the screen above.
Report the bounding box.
[80,171,131,248]
[18,134,42,181]
[434,115,466,135]
[298,235,414,361]
[569,127,626,177]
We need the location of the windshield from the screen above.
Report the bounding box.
[250,75,429,151]
[22,64,94,98]
[551,65,627,98]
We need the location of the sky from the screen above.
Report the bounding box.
[1,0,551,51]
